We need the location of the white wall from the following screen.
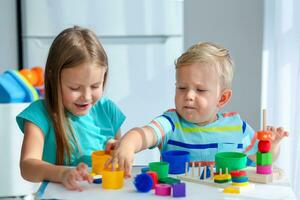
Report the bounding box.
[0,0,18,73]
[184,0,264,130]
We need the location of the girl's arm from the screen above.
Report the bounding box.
[20,121,92,191]
[109,126,158,177]
[20,121,67,182]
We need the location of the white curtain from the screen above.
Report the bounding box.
[263,0,300,198]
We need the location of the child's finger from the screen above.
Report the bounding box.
[68,179,82,192]
[104,157,113,168]
[118,158,125,171]
[111,157,119,170]
[105,141,114,152]
[76,162,88,172]
[124,160,132,178]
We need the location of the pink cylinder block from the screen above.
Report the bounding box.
[257,165,272,174]
[155,184,171,196]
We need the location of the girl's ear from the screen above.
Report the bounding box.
[218,89,232,108]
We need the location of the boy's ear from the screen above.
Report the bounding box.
[218,89,232,108]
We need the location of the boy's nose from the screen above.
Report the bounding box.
[185,89,195,100]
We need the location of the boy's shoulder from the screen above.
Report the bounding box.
[217,111,242,121]
[221,111,239,118]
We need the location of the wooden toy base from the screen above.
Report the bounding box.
[244,166,283,184]
[177,174,254,192]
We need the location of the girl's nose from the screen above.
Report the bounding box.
[80,88,92,101]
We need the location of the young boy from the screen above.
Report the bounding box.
[110,42,288,177]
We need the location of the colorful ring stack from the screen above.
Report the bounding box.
[213,173,232,184]
[256,131,272,174]
[230,170,249,186]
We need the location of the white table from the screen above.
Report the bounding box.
[39,166,297,200]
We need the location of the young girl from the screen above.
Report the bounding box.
[16,26,125,191]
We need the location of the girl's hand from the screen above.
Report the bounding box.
[61,163,93,191]
[266,126,289,144]
[105,138,119,153]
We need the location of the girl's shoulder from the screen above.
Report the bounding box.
[19,99,48,116]
[16,99,51,135]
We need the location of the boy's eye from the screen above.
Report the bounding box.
[197,89,207,92]
[177,87,186,90]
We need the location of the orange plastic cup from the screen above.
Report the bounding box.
[91,151,111,175]
[102,168,124,189]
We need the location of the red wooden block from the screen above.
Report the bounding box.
[146,171,158,189]
[258,140,271,152]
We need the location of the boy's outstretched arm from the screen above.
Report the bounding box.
[109,126,157,178]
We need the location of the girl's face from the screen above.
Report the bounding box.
[60,62,106,116]
[175,62,223,126]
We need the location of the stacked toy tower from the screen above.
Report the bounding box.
[256,110,272,175]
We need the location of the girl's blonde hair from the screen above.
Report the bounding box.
[44,26,108,165]
[175,42,234,89]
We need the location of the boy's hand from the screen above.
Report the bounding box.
[61,163,93,191]
[266,126,289,144]
[106,143,135,178]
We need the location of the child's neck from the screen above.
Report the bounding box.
[196,114,218,126]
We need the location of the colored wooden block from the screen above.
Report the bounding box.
[258,140,271,152]
[155,184,171,196]
[256,152,272,165]
[257,131,272,141]
[257,165,272,174]
[172,183,186,197]
[159,177,181,184]
[146,171,158,189]
[141,167,150,173]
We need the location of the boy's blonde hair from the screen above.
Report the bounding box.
[175,42,234,89]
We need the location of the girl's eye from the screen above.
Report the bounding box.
[69,87,80,91]
[91,85,100,89]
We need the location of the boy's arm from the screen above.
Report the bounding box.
[110,126,158,177]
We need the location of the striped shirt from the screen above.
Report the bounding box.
[147,109,257,162]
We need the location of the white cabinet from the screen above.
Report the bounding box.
[0,104,39,196]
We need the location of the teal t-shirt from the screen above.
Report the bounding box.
[16,97,125,166]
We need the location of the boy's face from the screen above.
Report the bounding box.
[60,62,106,116]
[175,62,224,125]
